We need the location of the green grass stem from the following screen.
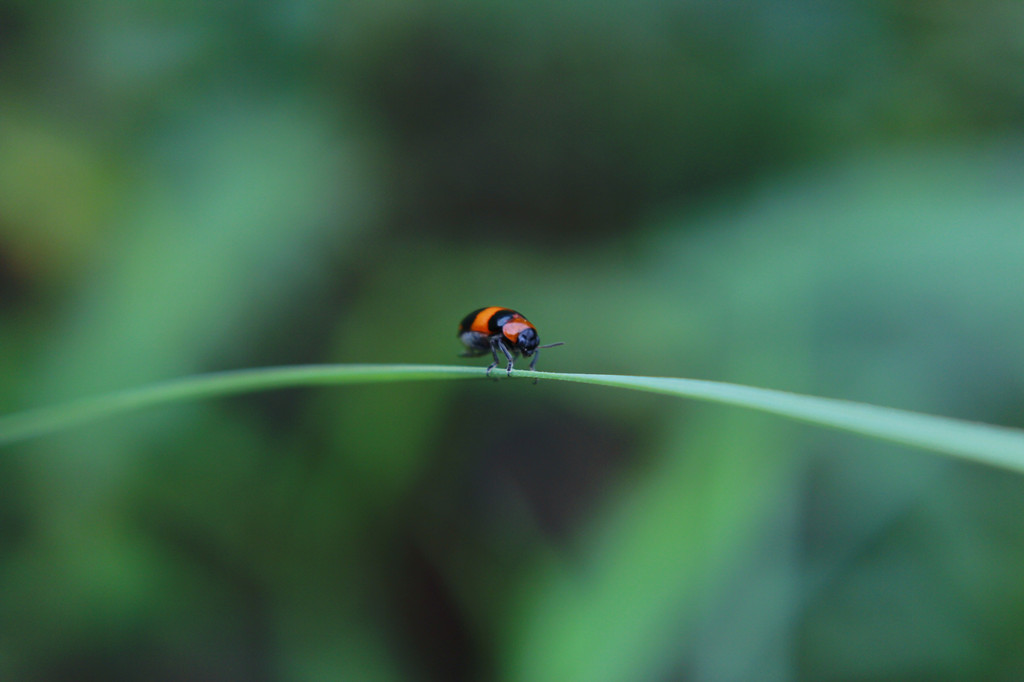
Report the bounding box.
[2,364,1022,473]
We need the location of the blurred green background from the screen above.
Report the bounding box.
[3,1,1024,680]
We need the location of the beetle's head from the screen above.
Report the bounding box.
[517,327,539,355]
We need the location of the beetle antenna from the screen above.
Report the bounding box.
[538,342,565,349]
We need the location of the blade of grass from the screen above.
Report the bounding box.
[1,365,1022,473]
[532,370,1024,472]
[0,365,479,446]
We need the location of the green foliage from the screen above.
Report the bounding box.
[3,366,1023,470]
[3,0,1024,680]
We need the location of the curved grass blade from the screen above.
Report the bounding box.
[1,365,1022,473]
[528,370,1024,473]
[0,365,480,446]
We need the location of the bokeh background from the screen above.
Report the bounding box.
[3,1,1024,680]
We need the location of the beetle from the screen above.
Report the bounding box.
[458,307,563,377]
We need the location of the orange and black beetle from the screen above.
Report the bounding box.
[458,307,563,377]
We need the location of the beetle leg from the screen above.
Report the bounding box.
[528,350,540,384]
[495,338,516,376]
[485,337,502,377]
